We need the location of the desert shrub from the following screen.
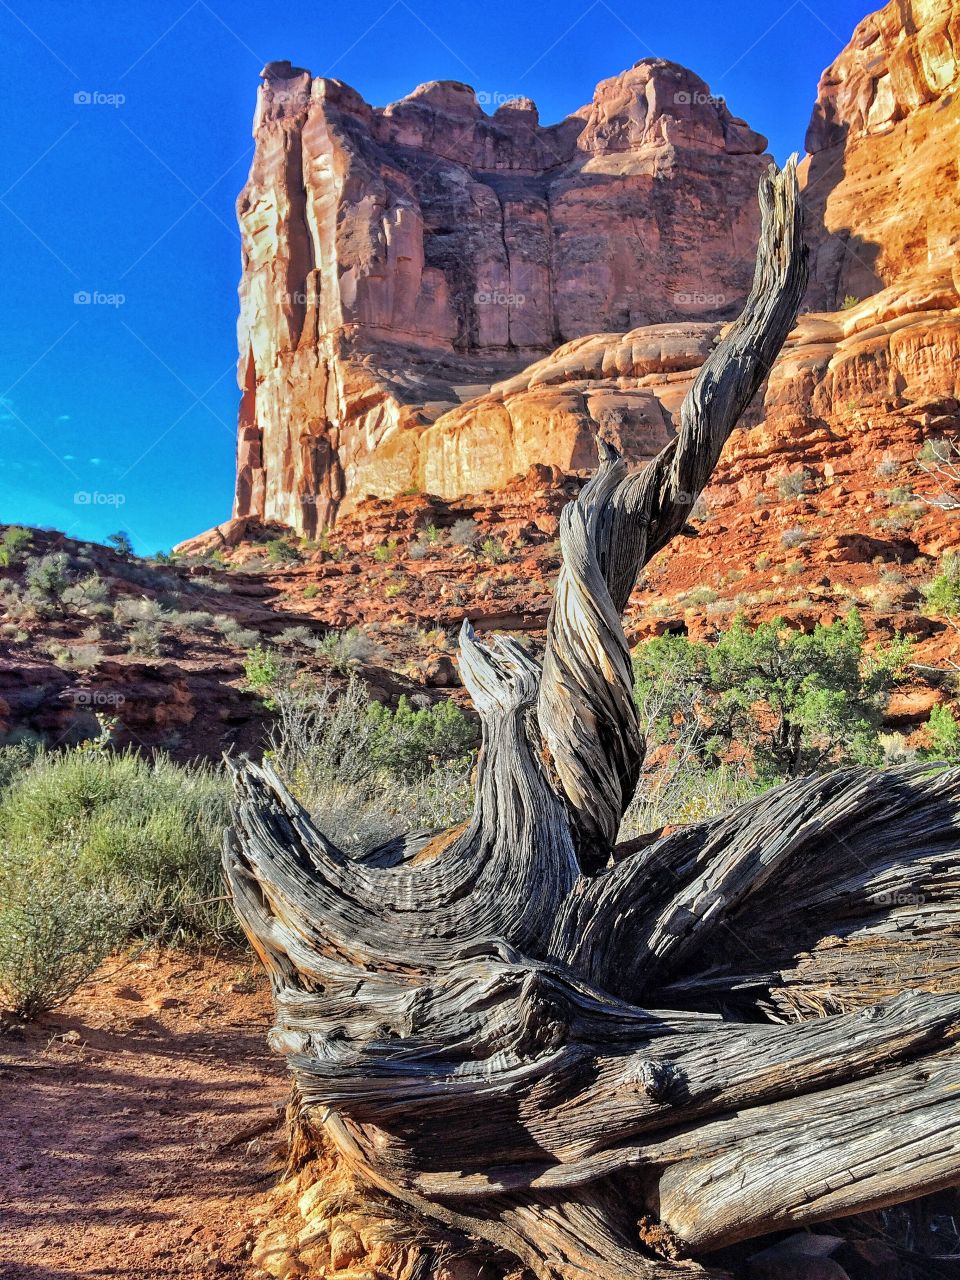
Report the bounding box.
[114,596,167,626]
[480,536,508,564]
[633,609,910,783]
[214,615,259,648]
[923,554,960,618]
[303,584,320,599]
[0,526,32,568]
[243,645,285,699]
[268,677,474,855]
[106,530,135,558]
[876,454,900,480]
[372,540,398,564]
[920,705,960,765]
[62,573,110,612]
[0,848,133,1017]
[785,560,806,577]
[620,641,765,836]
[449,518,478,548]
[776,469,810,500]
[385,583,403,600]
[25,552,71,610]
[408,539,431,560]
[841,294,860,310]
[0,748,233,945]
[277,625,315,648]
[128,620,164,656]
[755,553,772,572]
[682,586,717,608]
[173,609,213,629]
[266,538,300,564]
[781,524,808,548]
[314,627,383,673]
[69,643,102,671]
[364,695,476,781]
[689,495,711,523]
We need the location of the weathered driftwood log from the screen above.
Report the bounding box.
[223,160,960,1279]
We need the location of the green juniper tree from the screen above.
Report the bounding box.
[633,610,910,783]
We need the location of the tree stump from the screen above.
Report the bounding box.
[223,161,960,1279]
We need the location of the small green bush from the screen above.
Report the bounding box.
[920,704,960,765]
[0,848,132,1017]
[303,584,320,599]
[0,748,233,945]
[266,538,299,564]
[0,526,32,568]
[923,554,960,618]
[244,644,284,697]
[25,552,71,610]
[372,540,398,564]
[364,695,476,780]
[480,536,508,564]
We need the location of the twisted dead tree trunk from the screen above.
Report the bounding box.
[224,161,960,1279]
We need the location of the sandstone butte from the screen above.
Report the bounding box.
[175,0,960,557]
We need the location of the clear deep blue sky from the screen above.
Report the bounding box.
[0,0,871,553]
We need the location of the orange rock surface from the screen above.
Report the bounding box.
[228,58,770,534]
[199,0,960,550]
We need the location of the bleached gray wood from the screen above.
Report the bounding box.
[223,160,960,1278]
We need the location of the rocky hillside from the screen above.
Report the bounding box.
[3,0,959,760]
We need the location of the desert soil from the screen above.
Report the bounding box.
[0,951,288,1279]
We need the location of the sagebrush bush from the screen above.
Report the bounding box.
[268,676,475,855]
[0,848,133,1017]
[0,748,234,944]
[314,626,383,673]
[776,469,809,500]
[449,518,478,548]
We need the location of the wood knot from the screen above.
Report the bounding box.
[632,1058,682,1103]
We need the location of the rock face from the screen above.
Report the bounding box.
[212,0,960,546]
[799,0,960,308]
[232,58,770,534]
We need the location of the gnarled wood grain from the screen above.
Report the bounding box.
[224,160,960,1279]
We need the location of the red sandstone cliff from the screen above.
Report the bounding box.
[178,0,959,555]
[228,58,770,534]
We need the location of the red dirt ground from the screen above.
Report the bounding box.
[0,951,288,1279]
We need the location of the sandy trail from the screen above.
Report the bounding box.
[0,951,287,1279]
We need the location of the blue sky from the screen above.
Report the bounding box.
[0,0,871,553]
